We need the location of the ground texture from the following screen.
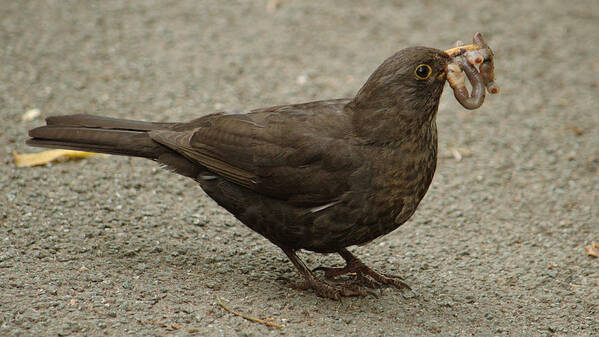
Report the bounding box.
[1,1,598,336]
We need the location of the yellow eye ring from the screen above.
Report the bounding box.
[414,64,432,80]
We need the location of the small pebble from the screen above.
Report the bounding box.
[22,108,41,121]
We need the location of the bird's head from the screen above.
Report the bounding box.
[348,47,452,134]
[348,34,497,143]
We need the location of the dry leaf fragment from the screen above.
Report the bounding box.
[566,126,584,136]
[13,149,99,167]
[266,0,286,13]
[584,242,599,258]
[170,323,184,330]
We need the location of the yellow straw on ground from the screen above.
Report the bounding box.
[13,149,98,168]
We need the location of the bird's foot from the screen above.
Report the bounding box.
[313,252,411,291]
[281,247,379,300]
[294,277,376,300]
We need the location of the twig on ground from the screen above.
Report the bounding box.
[217,297,283,329]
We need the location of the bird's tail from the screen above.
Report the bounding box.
[27,114,201,178]
[27,114,174,159]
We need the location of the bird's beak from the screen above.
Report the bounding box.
[444,44,483,58]
[437,70,446,81]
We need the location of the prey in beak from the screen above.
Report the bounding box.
[443,32,500,110]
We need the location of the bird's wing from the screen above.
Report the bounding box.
[149,99,360,206]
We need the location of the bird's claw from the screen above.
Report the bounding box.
[313,263,411,292]
[295,277,375,300]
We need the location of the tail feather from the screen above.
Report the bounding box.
[27,114,201,178]
[29,125,164,158]
[45,114,175,131]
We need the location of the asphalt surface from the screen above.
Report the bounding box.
[1,1,598,336]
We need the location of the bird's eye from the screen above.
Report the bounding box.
[414,64,432,80]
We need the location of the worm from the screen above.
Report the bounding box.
[448,55,486,110]
[446,32,500,109]
[480,59,499,94]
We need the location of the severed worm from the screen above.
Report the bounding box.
[473,32,500,95]
[444,32,500,110]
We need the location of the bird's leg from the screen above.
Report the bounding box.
[313,248,411,291]
[281,247,371,300]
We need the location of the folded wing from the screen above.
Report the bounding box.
[151,99,360,206]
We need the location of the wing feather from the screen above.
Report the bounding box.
[150,99,359,206]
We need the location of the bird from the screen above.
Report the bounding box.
[28,38,496,299]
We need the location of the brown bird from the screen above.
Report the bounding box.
[28,35,497,299]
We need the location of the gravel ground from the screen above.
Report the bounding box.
[1,1,597,336]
